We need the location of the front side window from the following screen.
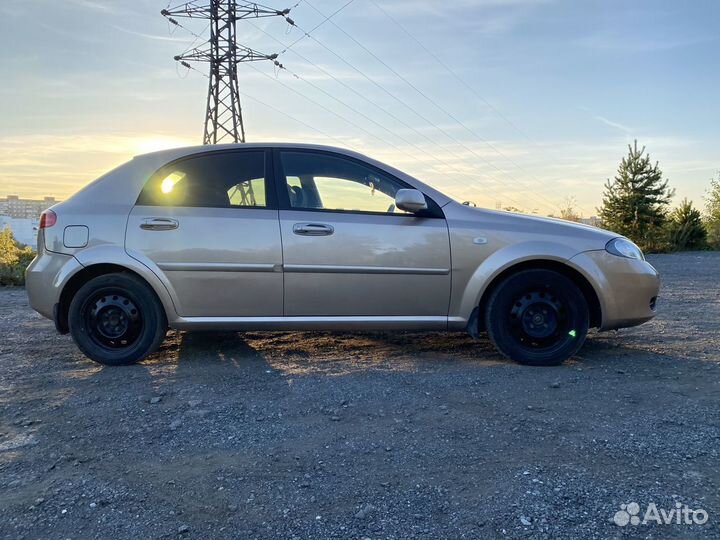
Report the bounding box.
[280,152,411,214]
[138,151,267,208]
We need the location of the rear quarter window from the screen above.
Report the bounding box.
[137,151,267,208]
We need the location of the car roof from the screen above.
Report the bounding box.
[135,142,378,161]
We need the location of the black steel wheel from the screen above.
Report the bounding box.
[485,269,589,366]
[83,291,142,349]
[69,273,166,366]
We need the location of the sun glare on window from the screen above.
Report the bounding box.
[161,172,185,194]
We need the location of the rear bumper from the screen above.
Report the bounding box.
[570,250,660,331]
[25,250,82,322]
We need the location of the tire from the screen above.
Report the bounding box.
[68,273,167,366]
[484,269,589,366]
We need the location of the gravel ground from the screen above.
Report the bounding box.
[1,252,719,540]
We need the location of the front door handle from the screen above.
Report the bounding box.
[140,217,179,231]
[292,223,334,236]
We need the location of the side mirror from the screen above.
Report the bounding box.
[395,189,427,213]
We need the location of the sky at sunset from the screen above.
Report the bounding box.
[0,0,718,217]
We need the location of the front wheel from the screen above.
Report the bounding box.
[68,273,166,366]
[485,269,589,366]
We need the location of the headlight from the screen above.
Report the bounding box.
[605,238,644,260]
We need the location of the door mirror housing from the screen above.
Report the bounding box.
[395,189,428,213]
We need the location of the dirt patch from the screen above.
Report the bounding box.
[1,252,719,539]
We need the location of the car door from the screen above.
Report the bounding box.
[125,149,283,318]
[275,149,451,321]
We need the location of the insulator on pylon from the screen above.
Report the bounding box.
[161,0,293,144]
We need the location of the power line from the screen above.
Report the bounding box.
[184,57,531,208]
[162,2,569,211]
[246,62,417,153]
[279,0,356,53]
[248,22,537,209]
[179,60,342,145]
[367,0,594,216]
[274,65,531,208]
[299,0,567,213]
[161,1,584,213]
[241,92,347,145]
[274,13,559,211]
[368,0,536,150]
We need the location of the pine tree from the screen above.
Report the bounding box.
[704,171,720,249]
[598,140,674,251]
[667,199,707,251]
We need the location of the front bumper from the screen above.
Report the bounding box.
[570,249,660,331]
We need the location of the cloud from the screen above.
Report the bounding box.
[578,32,717,53]
[111,25,192,43]
[65,0,132,16]
[594,115,632,134]
[366,0,552,33]
[374,0,550,16]
[38,22,105,45]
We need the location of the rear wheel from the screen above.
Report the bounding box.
[68,273,166,366]
[485,269,588,366]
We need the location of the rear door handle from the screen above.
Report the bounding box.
[140,217,179,231]
[292,223,334,236]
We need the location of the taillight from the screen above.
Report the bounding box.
[39,210,57,229]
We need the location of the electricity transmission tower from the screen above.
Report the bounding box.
[161,1,292,144]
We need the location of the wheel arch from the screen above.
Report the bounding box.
[474,259,602,333]
[57,263,172,334]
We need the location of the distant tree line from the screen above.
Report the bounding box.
[597,141,719,252]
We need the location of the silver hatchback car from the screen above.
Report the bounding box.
[26,143,659,366]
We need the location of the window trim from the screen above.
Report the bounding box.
[271,148,444,219]
[136,148,277,210]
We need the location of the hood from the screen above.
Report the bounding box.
[444,202,619,249]
[491,208,612,235]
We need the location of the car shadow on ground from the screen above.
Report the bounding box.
[144,330,285,386]
[174,331,269,368]
[133,328,695,380]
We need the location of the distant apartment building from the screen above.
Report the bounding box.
[0,195,58,219]
[0,216,39,246]
[0,196,59,247]
[579,216,602,227]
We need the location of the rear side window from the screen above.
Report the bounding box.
[138,151,267,208]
